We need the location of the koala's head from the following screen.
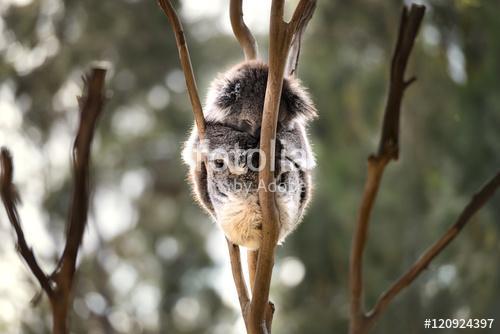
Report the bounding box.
[204,60,317,137]
[203,123,261,208]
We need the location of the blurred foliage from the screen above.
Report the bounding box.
[0,0,499,333]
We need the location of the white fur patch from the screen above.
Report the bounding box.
[276,193,301,243]
[217,195,263,250]
[216,192,303,249]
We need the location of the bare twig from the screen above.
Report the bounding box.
[50,67,106,334]
[0,149,53,296]
[285,0,316,77]
[227,239,251,327]
[228,2,260,298]
[285,28,304,78]
[348,4,425,334]
[157,0,206,140]
[348,155,389,334]
[0,67,107,334]
[55,67,106,280]
[230,0,258,60]
[364,171,500,329]
[378,5,425,160]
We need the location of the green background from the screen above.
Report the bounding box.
[0,0,498,333]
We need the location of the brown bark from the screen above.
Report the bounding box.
[230,0,259,61]
[157,0,206,140]
[249,1,317,333]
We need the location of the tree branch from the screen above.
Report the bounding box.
[377,5,425,160]
[348,155,389,332]
[1,66,107,334]
[54,66,107,334]
[286,0,316,77]
[157,1,316,332]
[348,4,425,334]
[0,148,53,297]
[228,0,267,311]
[55,67,106,280]
[247,249,258,291]
[230,0,258,60]
[349,3,500,333]
[249,1,317,333]
[157,0,206,140]
[227,239,250,318]
[365,170,500,329]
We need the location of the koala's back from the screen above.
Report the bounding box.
[204,60,317,138]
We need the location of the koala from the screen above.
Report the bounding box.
[182,60,316,250]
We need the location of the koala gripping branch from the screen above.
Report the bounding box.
[159,0,316,333]
[249,1,317,334]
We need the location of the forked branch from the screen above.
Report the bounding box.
[158,1,316,332]
[349,4,500,334]
[0,67,107,334]
[250,1,316,333]
[349,4,425,334]
[55,67,107,283]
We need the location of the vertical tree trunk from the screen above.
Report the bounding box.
[51,294,70,334]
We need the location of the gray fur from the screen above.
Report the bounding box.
[182,61,316,249]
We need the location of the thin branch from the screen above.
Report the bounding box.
[365,170,500,329]
[230,0,258,60]
[286,0,316,77]
[348,4,425,334]
[289,0,317,33]
[249,1,317,333]
[247,249,258,291]
[157,0,206,140]
[53,67,107,285]
[377,5,425,160]
[55,66,107,334]
[0,148,53,296]
[228,0,260,318]
[348,155,389,332]
[1,67,107,334]
[227,240,250,315]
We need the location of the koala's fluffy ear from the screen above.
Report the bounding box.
[181,128,199,168]
[280,78,318,125]
[191,162,215,215]
[182,129,215,216]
